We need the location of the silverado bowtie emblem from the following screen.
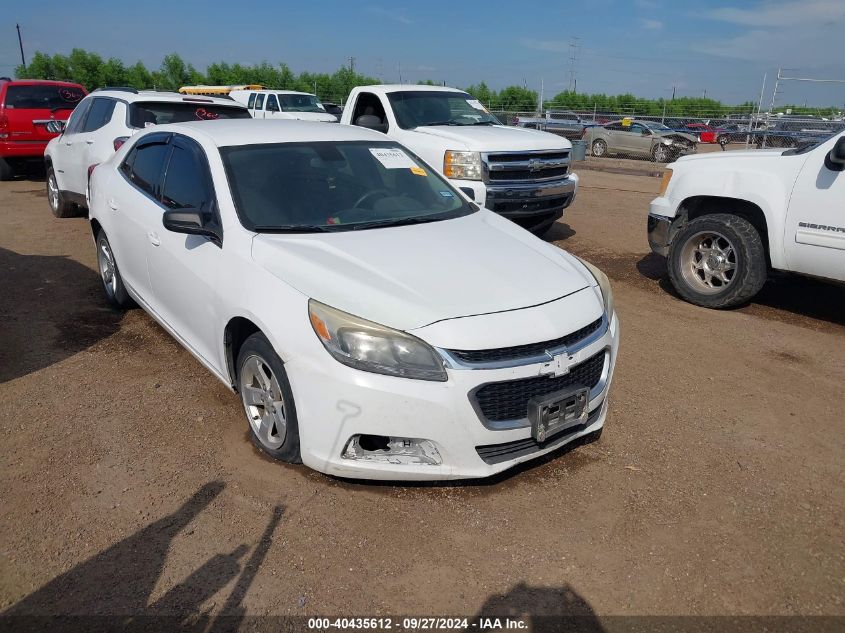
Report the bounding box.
[528,158,543,172]
[541,351,572,377]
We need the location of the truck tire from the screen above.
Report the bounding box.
[591,139,607,157]
[47,167,77,218]
[0,158,13,181]
[667,214,767,309]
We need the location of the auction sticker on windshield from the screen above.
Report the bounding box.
[369,148,418,169]
[467,99,488,112]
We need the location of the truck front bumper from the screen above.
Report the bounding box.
[453,175,579,232]
[647,197,675,256]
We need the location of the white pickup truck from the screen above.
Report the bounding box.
[648,131,845,308]
[340,85,578,234]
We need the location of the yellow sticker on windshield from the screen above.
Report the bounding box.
[410,166,427,176]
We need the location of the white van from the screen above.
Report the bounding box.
[229,89,337,122]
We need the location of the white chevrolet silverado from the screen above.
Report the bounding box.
[648,131,845,308]
[340,85,578,234]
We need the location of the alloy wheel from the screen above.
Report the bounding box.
[97,237,117,300]
[679,230,738,294]
[239,355,287,450]
[47,174,59,212]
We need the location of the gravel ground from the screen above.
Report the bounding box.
[0,165,843,622]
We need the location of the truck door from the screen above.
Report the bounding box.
[252,93,265,119]
[265,94,280,119]
[783,133,845,281]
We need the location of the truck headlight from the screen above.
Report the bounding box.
[443,150,482,180]
[575,257,615,316]
[308,300,447,381]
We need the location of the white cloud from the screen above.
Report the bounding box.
[640,18,663,30]
[365,6,412,25]
[705,0,845,27]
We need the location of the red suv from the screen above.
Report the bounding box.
[0,78,87,180]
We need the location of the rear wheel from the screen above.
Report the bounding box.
[47,167,77,218]
[237,333,301,464]
[667,214,767,309]
[0,158,13,181]
[591,139,608,157]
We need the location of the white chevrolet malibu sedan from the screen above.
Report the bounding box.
[87,119,619,480]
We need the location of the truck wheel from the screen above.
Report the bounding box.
[0,158,13,181]
[667,214,767,309]
[47,167,77,218]
[591,139,607,157]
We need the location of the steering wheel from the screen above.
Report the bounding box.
[353,188,393,209]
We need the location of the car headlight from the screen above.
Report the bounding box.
[662,139,673,145]
[308,300,447,381]
[575,257,615,316]
[443,150,482,180]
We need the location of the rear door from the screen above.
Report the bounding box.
[252,93,266,119]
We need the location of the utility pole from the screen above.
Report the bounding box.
[16,24,26,67]
[398,62,403,84]
[671,85,676,100]
[567,36,580,92]
[348,56,356,73]
[538,77,544,115]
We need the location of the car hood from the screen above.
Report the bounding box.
[674,148,785,164]
[282,112,338,122]
[655,131,698,143]
[251,211,592,331]
[412,124,571,152]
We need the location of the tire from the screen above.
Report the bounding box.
[237,332,301,464]
[652,143,670,163]
[529,216,558,237]
[591,139,607,157]
[95,230,133,308]
[0,157,13,181]
[667,214,767,309]
[718,135,729,147]
[583,426,603,444]
[47,167,77,218]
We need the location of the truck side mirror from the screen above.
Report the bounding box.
[354,114,388,134]
[826,136,845,171]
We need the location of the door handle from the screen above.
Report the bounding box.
[85,139,94,145]
[108,198,118,210]
[148,232,161,247]
[65,141,73,146]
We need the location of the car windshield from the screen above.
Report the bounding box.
[278,94,326,113]
[3,85,85,110]
[128,102,250,128]
[221,141,475,232]
[387,91,500,128]
[646,122,672,131]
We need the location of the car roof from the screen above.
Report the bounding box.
[230,89,316,96]
[145,119,393,147]
[357,84,469,95]
[0,79,85,89]
[88,90,244,106]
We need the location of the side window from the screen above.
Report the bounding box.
[160,143,212,210]
[266,94,279,112]
[604,122,622,131]
[81,98,116,133]
[129,142,171,197]
[65,99,92,134]
[255,94,265,110]
[120,145,138,178]
[247,93,256,109]
[351,93,387,126]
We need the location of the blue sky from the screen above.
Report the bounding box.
[2,0,843,107]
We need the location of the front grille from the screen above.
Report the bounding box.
[473,351,605,422]
[489,194,571,216]
[449,317,603,364]
[485,151,570,183]
[475,402,603,465]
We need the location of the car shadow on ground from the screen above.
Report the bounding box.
[472,582,604,632]
[545,222,576,242]
[1,481,284,632]
[0,247,123,383]
[636,252,845,326]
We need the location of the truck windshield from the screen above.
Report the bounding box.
[221,141,475,233]
[279,94,326,113]
[128,102,250,127]
[387,91,500,129]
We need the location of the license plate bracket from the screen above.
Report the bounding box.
[528,386,589,442]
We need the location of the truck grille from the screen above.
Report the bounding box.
[472,351,605,422]
[484,150,571,183]
[448,317,603,364]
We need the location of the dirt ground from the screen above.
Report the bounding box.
[0,163,843,623]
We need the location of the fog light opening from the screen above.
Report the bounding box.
[342,435,442,466]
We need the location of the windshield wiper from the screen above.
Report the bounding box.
[470,121,496,125]
[252,224,338,233]
[421,120,462,126]
[349,216,447,231]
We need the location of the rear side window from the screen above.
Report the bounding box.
[247,93,256,109]
[65,99,92,134]
[3,84,85,110]
[128,102,249,128]
[254,94,265,109]
[81,98,116,132]
[128,142,171,197]
[161,145,212,210]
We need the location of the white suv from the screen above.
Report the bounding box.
[44,88,249,217]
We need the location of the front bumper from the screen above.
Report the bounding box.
[286,310,619,481]
[452,175,579,230]
[647,196,676,256]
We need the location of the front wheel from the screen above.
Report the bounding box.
[237,333,301,464]
[96,230,133,308]
[667,214,767,309]
[591,139,607,157]
[652,143,670,163]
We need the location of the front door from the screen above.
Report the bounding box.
[784,133,845,281]
[264,93,281,119]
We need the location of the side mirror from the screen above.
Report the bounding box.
[826,136,845,171]
[354,114,388,133]
[162,208,222,244]
[46,120,65,134]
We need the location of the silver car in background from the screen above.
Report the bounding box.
[585,120,697,162]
